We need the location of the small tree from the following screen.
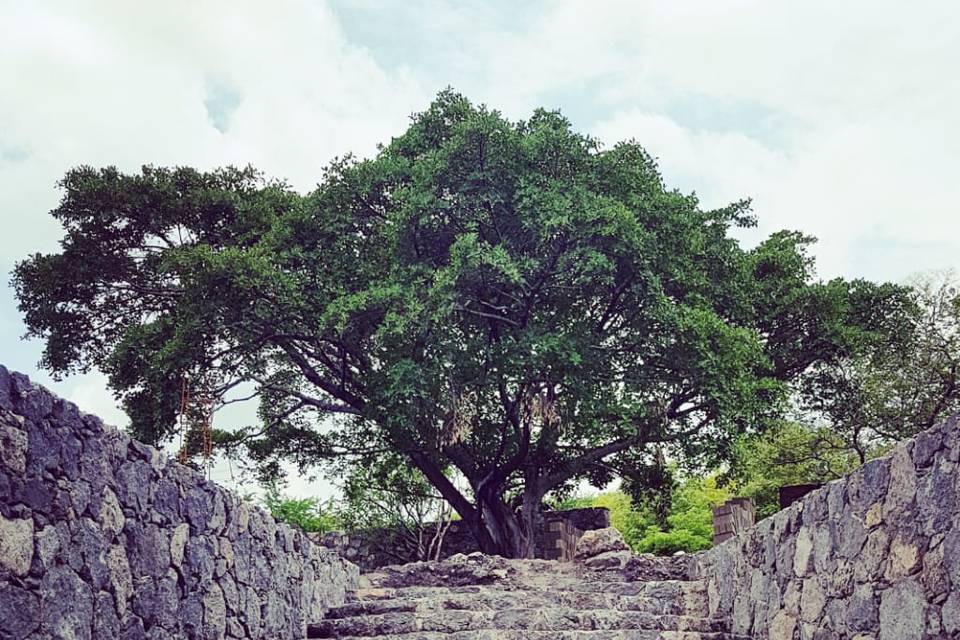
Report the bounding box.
[725,422,861,518]
[797,270,959,462]
[263,481,339,533]
[334,456,454,563]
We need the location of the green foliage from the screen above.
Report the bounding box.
[12,90,913,557]
[619,447,676,528]
[334,454,450,533]
[558,490,653,550]
[333,454,457,562]
[262,482,339,533]
[564,474,732,555]
[636,529,713,555]
[662,475,731,541]
[725,272,958,519]
[726,422,861,518]
[795,271,958,460]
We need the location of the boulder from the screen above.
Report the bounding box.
[574,527,628,559]
[583,550,633,570]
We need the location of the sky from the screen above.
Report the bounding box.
[1,0,958,496]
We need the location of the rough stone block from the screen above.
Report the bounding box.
[0,368,359,639]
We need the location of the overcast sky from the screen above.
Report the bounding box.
[2,0,958,495]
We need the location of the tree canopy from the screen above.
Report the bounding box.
[13,90,912,556]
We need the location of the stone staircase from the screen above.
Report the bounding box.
[306,546,745,640]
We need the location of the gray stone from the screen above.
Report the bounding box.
[181,594,205,638]
[106,543,132,614]
[93,590,121,638]
[26,421,61,475]
[170,522,190,569]
[40,565,94,640]
[917,457,956,534]
[574,527,629,558]
[769,610,797,640]
[203,583,227,639]
[839,508,868,558]
[943,590,960,634]
[882,444,917,519]
[131,573,180,631]
[855,457,891,512]
[0,513,34,576]
[848,584,879,632]
[125,521,171,578]
[185,535,217,588]
[186,490,214,532]
[878,578,925,640]
[69,479,91,516]
[0,412,27,474]
[583,549,633,570]
[12,374,53,423]
[855,528,889,583]
[152,479,181,523]
[114,460,154,513]
[912,428,942,467]
[76,517,110,590]
[99,487,125,537]
[944,526,960,585]
[220,572,240,612]
[921,539,949,600]
[800,578,826,622]
[0,582,40,638]
[793,525,814,577]
[884,533,920,581]
[244,588,262,637]
[35,523,61,568]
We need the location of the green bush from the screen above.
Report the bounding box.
[635,528,713,555]
[728,423,860,518]
[560,474,732,555]
[559,491,654,550]
[262,483,339,533]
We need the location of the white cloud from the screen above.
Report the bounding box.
[65,372,127,427]
[0,0,428,498]
[592,104,959,281]
[0,0,429,260]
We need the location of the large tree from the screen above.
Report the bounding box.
[13,91,910,556]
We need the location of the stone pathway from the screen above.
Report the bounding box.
[307,538,747,640]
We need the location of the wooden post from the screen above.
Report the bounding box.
[712,497,755,545]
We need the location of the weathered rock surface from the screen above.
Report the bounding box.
[0,365,358,640]
[3,359,959,640]
[575,527,630,559]
[307,551,746,639]
[691,412,960,639]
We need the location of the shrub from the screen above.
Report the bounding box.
[262,483,339,533]
[636,528,713,555]
[560,474,732,555]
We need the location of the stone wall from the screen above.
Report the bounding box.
[691,412,960,640]
[0,366,359,639]
[319,507,610,571]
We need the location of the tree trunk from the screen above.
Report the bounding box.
[407,450,547,559]
[468,486,543,559]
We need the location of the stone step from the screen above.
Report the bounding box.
[307,609,731,638]
[327,590,704,619]
[307,629,747,640]
[350,579,707,602]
